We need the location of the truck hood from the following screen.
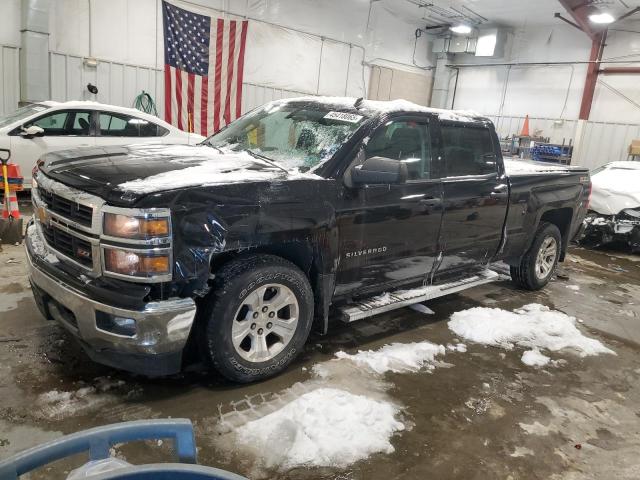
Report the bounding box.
[40,144,319,203]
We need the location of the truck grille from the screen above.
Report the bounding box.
[38,187,94,227]
[41,223,94,267]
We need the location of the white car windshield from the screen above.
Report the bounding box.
[0,104,50,129]
[204,102,367,171]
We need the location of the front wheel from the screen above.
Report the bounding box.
[510,222,562,290]
[199,254,314,383]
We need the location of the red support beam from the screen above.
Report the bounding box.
[600,67,640,75]
[579,31,606,120]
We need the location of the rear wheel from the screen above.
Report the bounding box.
[510,222,561,290]
[199,254,314,383]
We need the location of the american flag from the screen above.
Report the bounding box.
[163,1,248,136]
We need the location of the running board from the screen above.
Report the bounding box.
[338,269,501,323]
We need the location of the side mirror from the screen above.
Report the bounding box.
[351,156,408,186]
[20,125,45,138]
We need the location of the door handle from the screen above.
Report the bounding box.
[490,184,508,199]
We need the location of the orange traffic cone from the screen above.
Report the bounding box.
[1,191,20,219]
[520,115,530,137]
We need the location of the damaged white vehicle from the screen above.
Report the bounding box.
[580,161,640,252]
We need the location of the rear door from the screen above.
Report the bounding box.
[436,123,508,278]
[334,115,444,297]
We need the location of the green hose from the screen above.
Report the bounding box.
[133,91,158,116]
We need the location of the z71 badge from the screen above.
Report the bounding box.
[344,246,387,259]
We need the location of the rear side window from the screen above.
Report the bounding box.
[442,125,497,177]
[99,112,161,137]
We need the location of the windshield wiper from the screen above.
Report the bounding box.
[245,149,290,174]
[205,142,225,154]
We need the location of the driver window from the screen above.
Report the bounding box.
[365,120,432,180]
[30,111,91,136]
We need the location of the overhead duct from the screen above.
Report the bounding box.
[432,27,507,58]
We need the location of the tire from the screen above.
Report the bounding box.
[198,254,314,383]
[510,222,562,291]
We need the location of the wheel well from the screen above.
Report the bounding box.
[540,208,573,260]
[210,243,315,278]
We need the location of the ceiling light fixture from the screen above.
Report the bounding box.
[450,23,472,34]
[588,11,615,24]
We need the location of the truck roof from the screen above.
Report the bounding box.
[270,96,488,124]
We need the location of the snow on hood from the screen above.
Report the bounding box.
[116,147,322,194]
[589,162,640,215]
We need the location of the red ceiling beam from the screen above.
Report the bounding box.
[600,67,640,75]
[557,0,608,120]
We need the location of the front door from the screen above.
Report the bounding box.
[334,116,444,298]
[10,109,95,187]
[436,123,509,279]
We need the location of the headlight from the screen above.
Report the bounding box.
[104,247,170,278]
[103,212,170,239]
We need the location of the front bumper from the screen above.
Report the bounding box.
[25,220,197,376]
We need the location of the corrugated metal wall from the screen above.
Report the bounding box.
[49,51,165,117]
[0,45,20,116]
[241,82,311,113]
[489,114,640,169]
[572,121,640,170]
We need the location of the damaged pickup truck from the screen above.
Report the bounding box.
[580,161,640,252]
[26,97,591,382]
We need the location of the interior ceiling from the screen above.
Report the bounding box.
[385,0,640,28]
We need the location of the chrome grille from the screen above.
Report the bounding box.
[41,223,94,267]
[37,186,94,227]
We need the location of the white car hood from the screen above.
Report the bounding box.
[590,163,640,215]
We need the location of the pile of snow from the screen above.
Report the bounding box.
[335,341,446,374]
[448,304,614,366]
[234,387,404,468]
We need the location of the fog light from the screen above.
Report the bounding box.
[96,311,137,337]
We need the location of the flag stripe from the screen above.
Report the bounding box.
[236,20,248,119]
[224,20,237,126]
[214,18,224,133]
[201,75,209,136]
[164,65,172,124]
[175,67,183,131]
[187,72,195,133]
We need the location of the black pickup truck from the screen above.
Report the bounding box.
[26,97,591,382]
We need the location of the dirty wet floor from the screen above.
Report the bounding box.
[1,220,640,479]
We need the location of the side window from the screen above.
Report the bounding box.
[365,120,433,180]
[442,125,497,177]
[99,112,159,137]
[31,111,91,136]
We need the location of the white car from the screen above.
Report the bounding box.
[0,101,205,189]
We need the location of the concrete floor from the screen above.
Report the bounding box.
[1,207,640,479]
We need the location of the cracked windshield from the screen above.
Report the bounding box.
[205,102,366,170]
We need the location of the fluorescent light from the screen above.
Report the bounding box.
[450,24,472,34]
[589,12,615,24]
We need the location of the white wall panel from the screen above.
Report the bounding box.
[0,0,21,47]
[0,46,20,116]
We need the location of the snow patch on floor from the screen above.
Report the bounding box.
[521,348,550,367]
[566,284,581,291]
[335,341,446,374]
[234,387,404,469]
[36,377,137,419]
[510,446,535,457]
[448,304,614,365]
[408,303,434,315]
